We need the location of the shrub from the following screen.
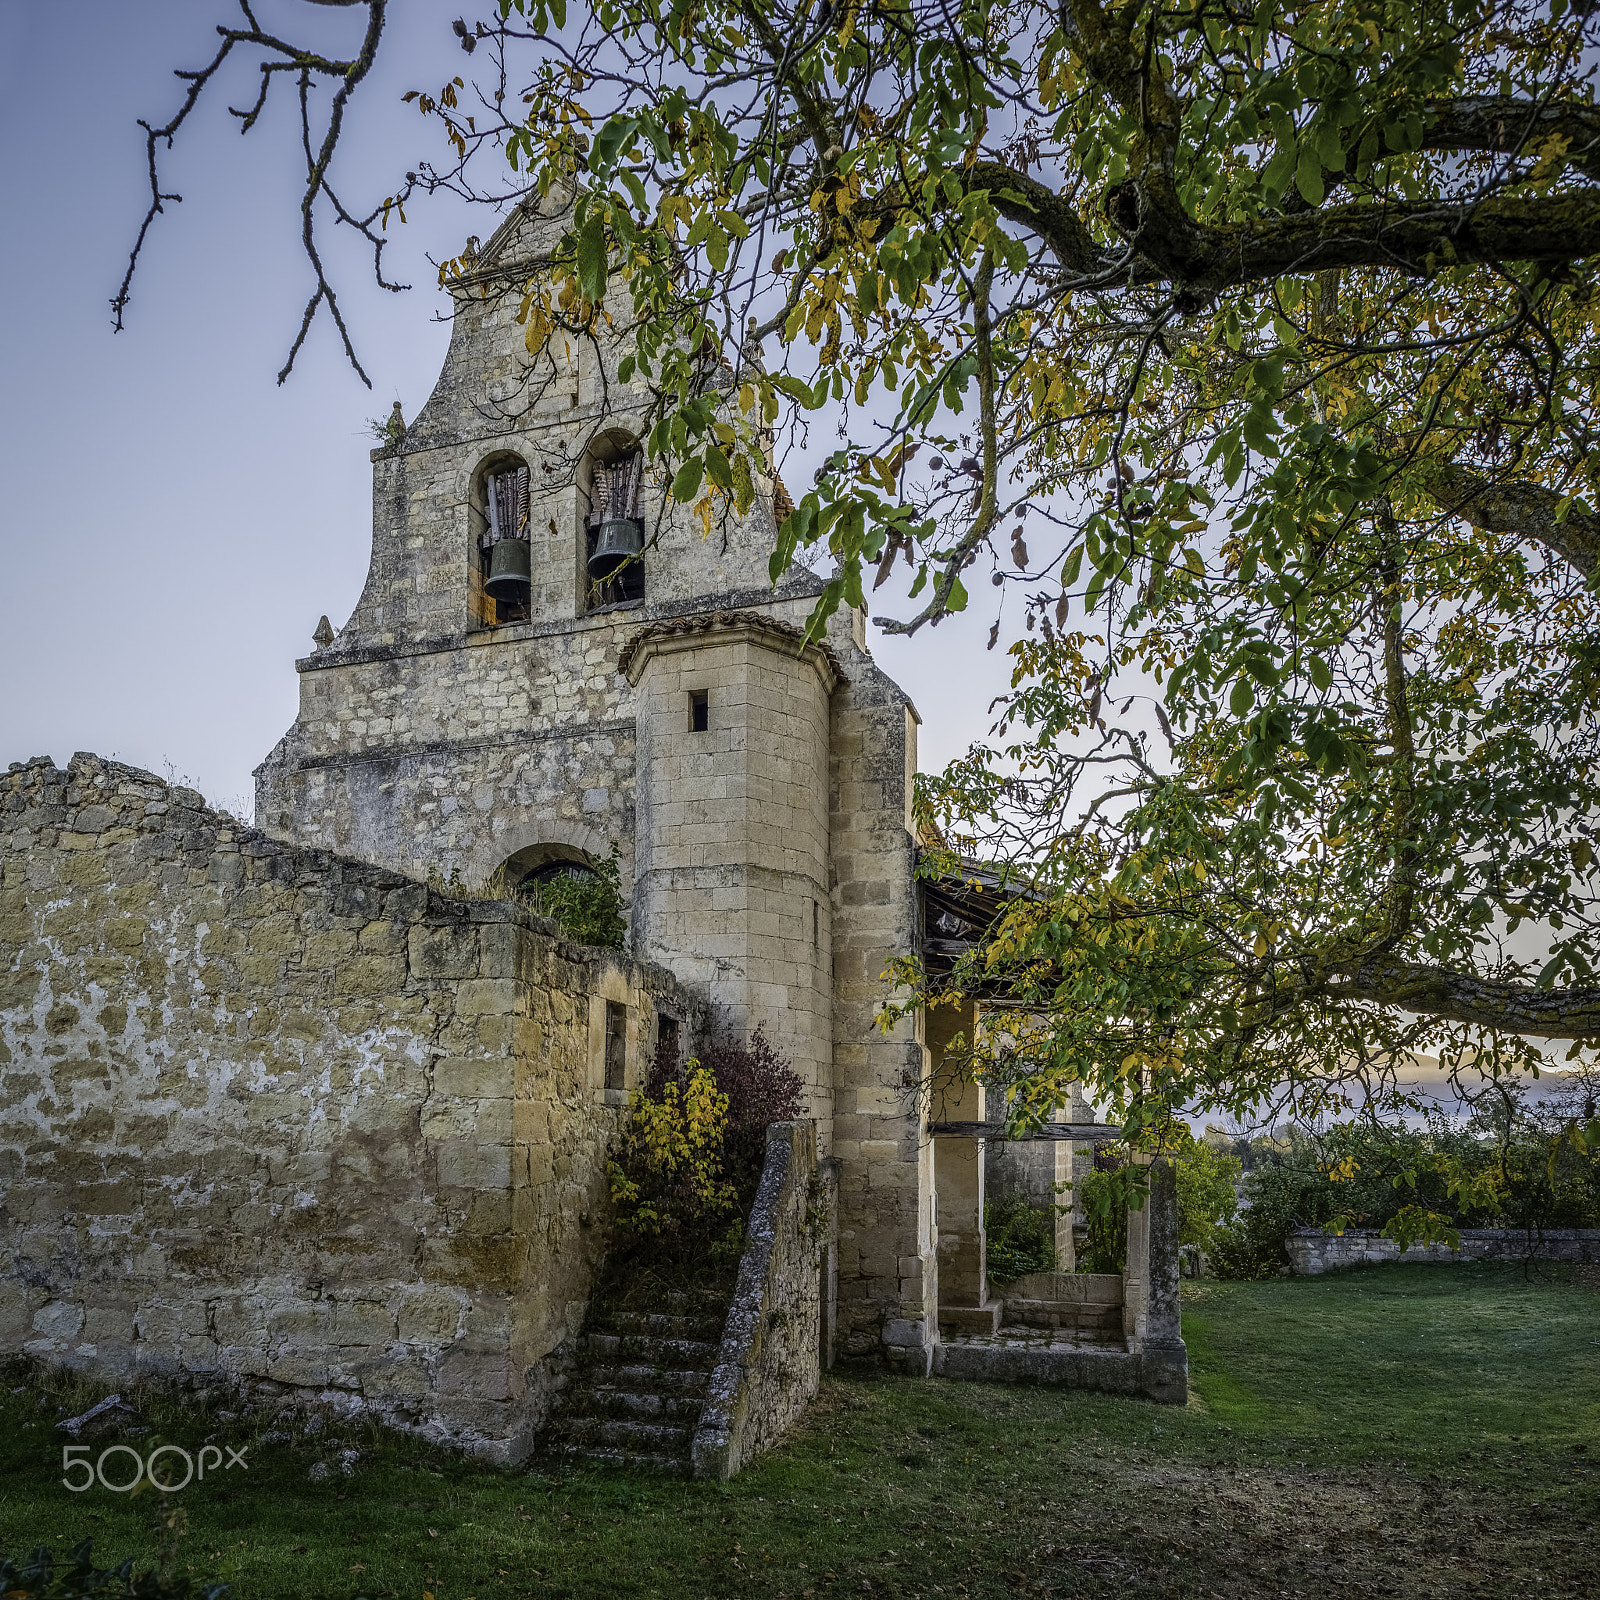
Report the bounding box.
[529,851,626,949]
[1175,1137,1242,1254]
[647,1026,806,1202]
[1208,1163,1335,1279]
[607,1064,739,1253]
[984,1191,1060,1284]
[1077,1166,1131,1275]
[0,1538,227,1598]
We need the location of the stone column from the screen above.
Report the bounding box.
[1140,1156,1188,1403]
[930,998,998,1335]
[1122,1167,1149,1346]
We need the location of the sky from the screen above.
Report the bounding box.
[0,2,1012,815]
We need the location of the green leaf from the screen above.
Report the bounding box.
[671,457,704,502]
[577,212,608,303]
[1230,677,1256,717]
[1295,146,1325,206]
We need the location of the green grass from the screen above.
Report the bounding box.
[1,1263,1596,1599]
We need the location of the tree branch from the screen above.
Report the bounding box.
[1315,960,1600,1039]
[1427,464,1599,579]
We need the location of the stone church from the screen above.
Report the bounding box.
[0,192,1182,1472]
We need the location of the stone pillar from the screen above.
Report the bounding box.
[1140,1156,1188,1403]
[930,998,998,1336]
[1122,1166,1149,1347]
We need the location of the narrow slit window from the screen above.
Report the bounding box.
[689,689,709,732]
[657,1014,680,1075]
[813,899,820,948]
[605,1000,627,1092]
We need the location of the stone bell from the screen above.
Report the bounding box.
[484,536,531,599]
[588,516,643,581]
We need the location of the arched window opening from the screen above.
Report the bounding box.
[475,459,531,627]
[509,858,600,901]
[583,439,645,613]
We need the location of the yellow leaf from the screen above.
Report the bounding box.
[1253,934,1268,958]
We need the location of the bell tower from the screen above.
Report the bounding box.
[254,187,940,1372]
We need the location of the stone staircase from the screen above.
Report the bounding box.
[539,1286,732,1475]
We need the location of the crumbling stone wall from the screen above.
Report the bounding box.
[0,754,699,1460]
[692,1120,832,1479]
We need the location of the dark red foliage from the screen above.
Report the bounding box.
[646,1026,806,1197]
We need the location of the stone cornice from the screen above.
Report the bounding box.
[618,610,846,693]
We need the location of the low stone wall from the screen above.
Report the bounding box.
[0,753,700,1460]
[1001,1272,1123,1333]
[692,1120,831,1479]
[1288,1226,1600,1275]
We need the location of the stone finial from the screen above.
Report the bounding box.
[387,400,406,440]
[313,615,335,650]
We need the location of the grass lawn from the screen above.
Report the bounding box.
[1,1262,1595,1599]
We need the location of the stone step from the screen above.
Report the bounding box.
[600,1309,726,1342]
[585,1332,720,1369]
[567,1386,704,1424]
[585,1362,710,1395]
[1003,1298,1124,1333]
[938,1300,1003,1337]
[547,1443,693,1477]
[547,1415,692,1453]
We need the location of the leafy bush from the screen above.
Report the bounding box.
[984,1191,1059,1284]
[1073,1137,1241,1275]
[646,1026,806,1202]
[608,1064,739,1252]
[1208,1163,1335,1279]
[0,1539,226,1599]
[1206,1107,1600,1279]
[609,1029,806,1263]
[529,851,626,949]
[1076,1166,1132,1275]
[1175,1138,1242,1253]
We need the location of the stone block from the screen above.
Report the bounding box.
[436,1141,512,1191]
[456,979,517,1016]
[408,924,480,980]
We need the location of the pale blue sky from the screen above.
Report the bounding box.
[0,2,1008,814]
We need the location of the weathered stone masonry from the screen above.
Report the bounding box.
[251,192,938,1375]
[0,753,700,1459]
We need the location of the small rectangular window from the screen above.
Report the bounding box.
[657,1014,680,1075]
[689,689,709,732]
[605,1000,627,1091]
[813,899,820,949]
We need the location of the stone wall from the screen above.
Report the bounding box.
[1288,1226,1600,1275]
[0,753,700,1460]
[692,1120,831,1479]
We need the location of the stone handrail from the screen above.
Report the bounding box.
[691,1120,831,1479]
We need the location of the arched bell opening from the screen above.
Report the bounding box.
[578,428,646,614]
[472,452,532,627]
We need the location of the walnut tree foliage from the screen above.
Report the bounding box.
[133,0,1600,1183]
